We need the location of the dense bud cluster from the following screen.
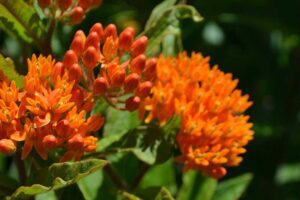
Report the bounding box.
[64,23,157,111]
[38,0,103,24]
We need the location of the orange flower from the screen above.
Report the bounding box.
[141,52,253,179]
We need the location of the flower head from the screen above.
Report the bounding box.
[141,52,253,178]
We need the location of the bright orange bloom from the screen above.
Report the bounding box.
[141,52,253,179]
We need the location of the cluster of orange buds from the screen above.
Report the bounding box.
[140,52,254,179]
[38,0,103,25]
[62,23,157,111]
[0,55,104,162]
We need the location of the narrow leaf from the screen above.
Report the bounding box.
[0,54,24,88]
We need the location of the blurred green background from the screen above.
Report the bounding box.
[1,0,300,199]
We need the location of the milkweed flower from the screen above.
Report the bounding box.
[140,52,254,179]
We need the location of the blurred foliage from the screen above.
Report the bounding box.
[1,0,300,199]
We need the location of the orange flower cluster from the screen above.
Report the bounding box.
[141,52,254,179]
[0,55,103,161]
[38,0,102,25]
[61,23,157,111]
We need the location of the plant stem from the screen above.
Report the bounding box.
[130,163,150,191]
[104,163,128,190]
[43,19,56,55]
[15,150,27,185]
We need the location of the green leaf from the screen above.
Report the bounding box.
[0,0,46,44]
[7,159,108,200]
[144,5,203,57]
[145,0,177,30]
[212,173,253,200]
[77,171,103,200]
[0,54,24,88]
[0,172,19,196]
[177,171,217,200]
[137,187,175,200]
[118,191,142,200]
[275,163,300,185]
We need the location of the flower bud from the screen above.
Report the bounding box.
[110,67,126,87]
[56,120,70,138]
[124,73,139,92]
[93,77,108,95]
[86,115,104,132]
[71,86,85,105]
[0,139,16,155]
[92,0,103,6]
[130,54,146,74]
[85,32,100,49]
[42,135,58,150]
[125,96,141,111]
[119,27,134,51]
[70,6,85,25]
[38,0,51,8]
[104,24,117,40]
[143,57,157,80]
[68,134,84,149]
[57,0,72,11]
[90,23,104,41]
[52,62,64,81]
[75,30,86,39]
[135,81,152,98]
[63,50,78,69]
[71,36,85,56]
[78,0,93,10]
[130,36,148,57]
[69,63,83,82]
[210,167,227,179]
[83,46,99,69]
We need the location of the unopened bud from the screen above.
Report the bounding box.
[143,57,157,80]
[57,0,72,11]
[70,6,85,25]
[130,54,146,74]
[119,28,135,51]
[86,115,104,132]
[85,32,100,49]
[75,30,86,39]
[42,135,58,150]
[92,0,103,6]
[124,73,139,92]
[125,96,141,111]
[68,134,84,149]
[210,167,227,179]
[52,62,64,81]
[78,0,93,10]
[0,139,16,155]
[110,67,126,87]
[93,77,108,95]
[56,120,70,138]
[63,50,78,69]
[130,36,148,57]
[83,46,99,69]
[38,0,51,8]
[90,23,104,41]
[104,24,117,40]
[69,63,83,82]
[71,36,85,56]
[135,81,152,98]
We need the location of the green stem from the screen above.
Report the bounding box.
[129,163,150,191]
[15,150,27,185]
[103,163,128,190]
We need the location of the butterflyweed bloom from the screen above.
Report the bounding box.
[0,55,104,161]
[140,52,253,179]
[37,0,103,25]
[63,23,157,111]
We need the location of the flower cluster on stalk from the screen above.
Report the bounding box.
[140,52,254,178]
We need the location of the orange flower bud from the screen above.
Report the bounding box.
[85,32,100,49]
[63,50,78,69]
[110,67,126,87]
[38,0,51,8]
[124,73,140,92]
[209,167,227,179]
[57,0,72,11]
[143,57,157,80]
[68,134,84,149]
[75,30,86,39]
[71,86,85,105]
[56,120,70,138]
[125,96,141,111]
[93,77,108,95]
[42,135,58,150]
[90,23,104,41]
[119,28,135,51]
[130,54,146,74]
[130,36,148,57]
[71,36,85,56]
[0,139,16,155]
[92,0,103,6]
[85,115,104,132]
[135,81,152,98]
[70,6,85,25]
[78,0,93,10]
[52,62,64,81]
[83,46,99,69]
[69,63,83,82]
[104,24,117,40]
